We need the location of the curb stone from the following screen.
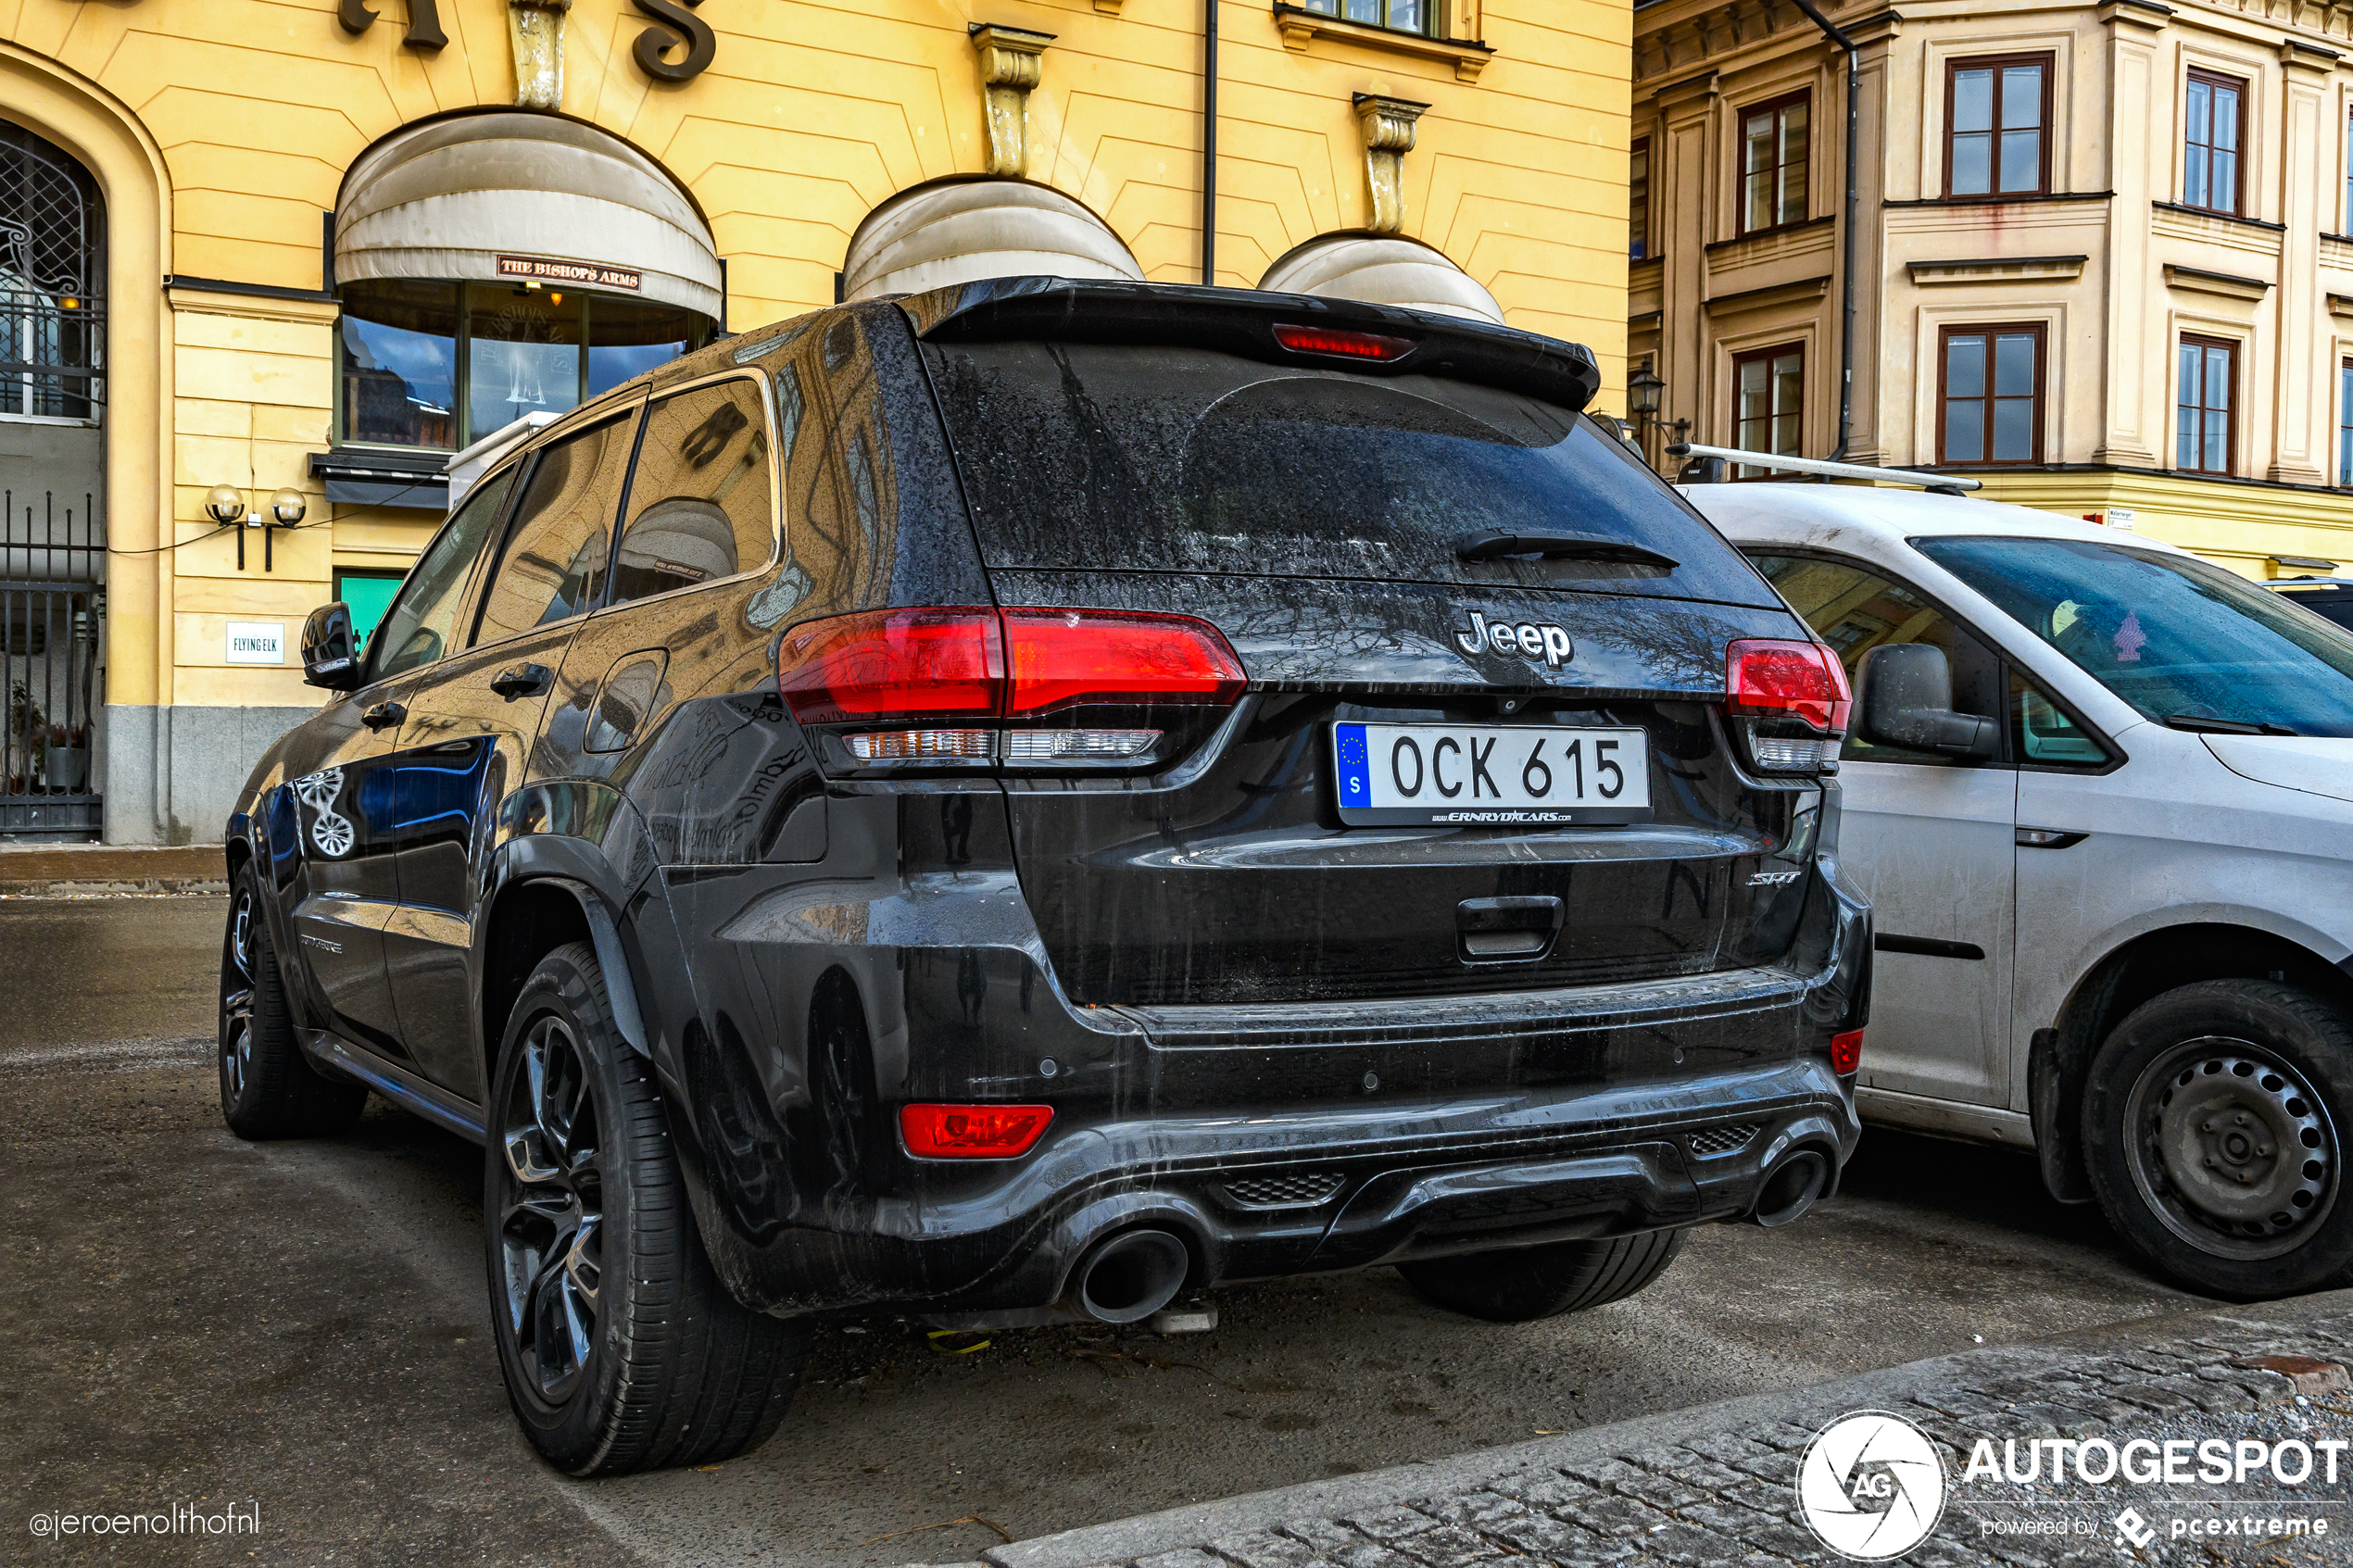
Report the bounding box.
[951,1290,2353,1568]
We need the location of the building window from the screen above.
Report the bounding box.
[1297,0,1436,35]
[1629,138,1651,260]
[336,279,709,452]
[2183,69,2243,216]
[1939,325,2044,465]
[1945,55,2050,198]
[0,121,105,422]
[2176,334,2235,473]
[1740,94,1809,234]
[1732,343,1804,476]
[2345,111,2353,234]
[2339,360,2353,486]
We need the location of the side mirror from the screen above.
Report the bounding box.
[1857,643,1998,759]
[302,602,362,692]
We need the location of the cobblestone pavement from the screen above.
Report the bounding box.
[963,1293,2353,1568]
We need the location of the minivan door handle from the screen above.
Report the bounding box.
[360,700,407,733]
[1457,895,1565,962]
[489,663,552,701]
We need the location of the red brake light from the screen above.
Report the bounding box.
[1830,1028,1864,1076]
[777,608,1001,723]
[1002,609,1246,715]
[1271,322,1416,362]
[1725,639,1852,734]
[900,1103,1055,1159]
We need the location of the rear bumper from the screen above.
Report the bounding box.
[657,848,1871,1317]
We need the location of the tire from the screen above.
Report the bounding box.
[218,864,367,1139]
[484,941,812,1476]
[1399,1229,1687,1323]
[2082,979,2353,1300]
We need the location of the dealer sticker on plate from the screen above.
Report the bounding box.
[1332,721,1651,827]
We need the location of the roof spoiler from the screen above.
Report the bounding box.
[1667,443,1982,495]
[898,276,1602,413]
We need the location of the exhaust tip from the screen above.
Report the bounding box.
[1075,1229,1190,1324]
[1750,1148,1830,1228]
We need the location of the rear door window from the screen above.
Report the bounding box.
[919,340,1779,607]
[473,412,639,646]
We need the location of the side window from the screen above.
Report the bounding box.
[2010,670,2108,765]
[1748,552,2002,764]
[473,413,639,647]
[610,379,776,607]
[369,467,517,683]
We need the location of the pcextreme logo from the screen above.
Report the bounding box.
[1795,1410,1949,1561]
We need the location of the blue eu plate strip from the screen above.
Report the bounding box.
[1334,723,1371,808]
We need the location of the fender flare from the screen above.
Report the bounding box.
[479,834,652,1059]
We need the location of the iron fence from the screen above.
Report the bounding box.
[2,490,103,836]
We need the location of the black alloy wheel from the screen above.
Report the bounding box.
[484,941,811,1474]
[218,864,366,1138]
[2085,979,2353,1298]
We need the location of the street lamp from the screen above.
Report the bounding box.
[1625,359,1689,464]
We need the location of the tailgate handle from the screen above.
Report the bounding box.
[1456,896,1564,963]
[1454,528,1679,570]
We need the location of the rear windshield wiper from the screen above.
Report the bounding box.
[2163,713,2302,736]
[1455,528,1679,569]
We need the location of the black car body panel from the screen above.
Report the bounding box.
[227,279,1868,1323]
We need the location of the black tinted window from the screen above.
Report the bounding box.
[474,414,636,646]
[371,468,514,680]
[610,380,775,606]
[920,340,1776,606]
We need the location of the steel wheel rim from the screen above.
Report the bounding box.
[2122,1035,2339,1261]
[497,1016,605,1406]
[220,888,256,1102]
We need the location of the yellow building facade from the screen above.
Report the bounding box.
[0,0,1633,843]
[1629,0,2353,577]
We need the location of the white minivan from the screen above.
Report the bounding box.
[1691,477,2352,1299]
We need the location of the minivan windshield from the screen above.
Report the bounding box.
[919,339,1779,607]
[1915,534,2353,736]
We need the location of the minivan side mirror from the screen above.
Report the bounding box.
[302,602,363,692]
[1857,643,1998,759]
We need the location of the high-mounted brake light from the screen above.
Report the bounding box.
[900,1103,1055,1159]
[778,607,1246,771]
[1830,1028,1864,1076]
[1270,323,1416,362]
[1723,639,1851,775]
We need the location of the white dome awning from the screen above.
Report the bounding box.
[335,114,722,320]
[842,181,1142,302]
[1259,235,1504,325]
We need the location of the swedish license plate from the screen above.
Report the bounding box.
[1331,722,1651,826]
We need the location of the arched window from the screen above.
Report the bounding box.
[0,120,104,421]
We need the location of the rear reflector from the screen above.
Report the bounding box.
[1725,639,1852,734]
[1270,322,1416,362]
[1830,1028,1864,1076]
[900,1103,1055,1159]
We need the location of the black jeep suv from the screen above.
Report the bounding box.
[220,279,1869,1475]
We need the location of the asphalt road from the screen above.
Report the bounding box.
[1,895,2216,1567]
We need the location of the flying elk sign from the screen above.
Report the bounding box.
[335,0,717,81]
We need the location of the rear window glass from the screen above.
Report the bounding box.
[919,340,1778,607]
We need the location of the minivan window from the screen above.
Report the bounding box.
[1917,535,2353,736]
[370,467,516,681]
[610,380,776,607]
[919,340,1779,606]
[473,414,637,646]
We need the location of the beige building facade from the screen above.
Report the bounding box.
[1629,0,2353,577]
[1,0,1635,843]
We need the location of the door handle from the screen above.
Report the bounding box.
[360,700,407,733]
[489,663,553,701]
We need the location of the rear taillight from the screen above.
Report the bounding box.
[778,607,1246,774]
[900,1103,1055,1160]
[1830,1028,1864,1075]
[1724,638,1850,775]
[1271,322,1416,362]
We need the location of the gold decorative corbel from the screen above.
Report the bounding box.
[510,0,572,108]
[1353,93,1429,234]
[970,24,1056,178]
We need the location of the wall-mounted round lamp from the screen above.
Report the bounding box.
[203,484,247,526]
[270,488,308,527]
